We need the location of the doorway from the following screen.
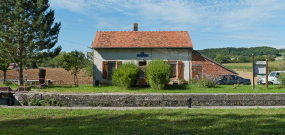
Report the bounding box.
[138,61,148,85]
[192,65,202,81]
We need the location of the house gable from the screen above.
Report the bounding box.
[192,51,237,79]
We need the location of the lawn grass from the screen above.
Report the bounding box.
[1,108,285,134]
[38,84,285,93]
[0,84,18,90]
[224,61,285,72]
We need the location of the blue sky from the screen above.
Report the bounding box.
[49,0,285,53]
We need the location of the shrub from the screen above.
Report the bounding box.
[112,62,140,89]
[4,81,12,86]
[146,59,171,90]
[196,79,217,88]
[196,75,217,88]
[278,72,285,86]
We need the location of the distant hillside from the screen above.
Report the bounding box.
[197,46,281,59]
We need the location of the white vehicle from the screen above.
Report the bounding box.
[257,71,285,85]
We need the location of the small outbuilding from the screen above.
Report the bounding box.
[92,23,237,85]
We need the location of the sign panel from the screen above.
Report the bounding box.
[254,61,266,75]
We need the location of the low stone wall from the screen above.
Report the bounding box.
[13,93,285,107]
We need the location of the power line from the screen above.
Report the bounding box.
[59,39,91,48]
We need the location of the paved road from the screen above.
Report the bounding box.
[2,106,285,110]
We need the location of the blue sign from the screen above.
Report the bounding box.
[137,52,149,57]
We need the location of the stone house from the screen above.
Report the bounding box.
[91,23,236,85]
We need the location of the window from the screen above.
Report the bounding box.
[169,61,177,78]
[269,72,276,77]
[170,63,177,78]
[107,61,116,78]
[169,61,183,78]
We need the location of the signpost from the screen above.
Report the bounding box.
[252,54,268,89]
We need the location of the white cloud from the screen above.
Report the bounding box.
[50,0,285,31]
[50,0,89,13]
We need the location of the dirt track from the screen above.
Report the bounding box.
[237,71,259,85]
[0,68,93,85]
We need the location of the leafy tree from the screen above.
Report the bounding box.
[83,50,93,77]
[61,51,87,87]
[0,49,11,83]
[0,0,61,85]
[198,46,280,61]
[146,59,171,90]
[112,62,140,89]
[236,56,250,63]
[278,73,285,86]
[255,56,266,61]
[214,54,231,63]
[38,51,66,68]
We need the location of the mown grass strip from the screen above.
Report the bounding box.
[1,108,285,135]
[38,84,285,93]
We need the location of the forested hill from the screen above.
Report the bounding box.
[197,46,281,59]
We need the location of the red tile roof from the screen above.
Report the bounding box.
[92,31,193,48]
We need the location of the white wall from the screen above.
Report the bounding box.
[93,48,192,84]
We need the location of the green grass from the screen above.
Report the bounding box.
[38,84,285,93]
[0,84,18,89]
[1,108,285,134]
[224,61,285,72]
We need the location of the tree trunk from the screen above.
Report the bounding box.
[73,74,76,87]
[3,70,6,83]
[76,74,78,87]
[18,63,23,85]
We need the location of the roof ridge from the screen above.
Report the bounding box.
[96,31,188,32]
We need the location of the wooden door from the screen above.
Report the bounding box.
[138,61,148,85]
[192,65,202,81]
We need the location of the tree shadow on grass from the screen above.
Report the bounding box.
[1,109,285,135]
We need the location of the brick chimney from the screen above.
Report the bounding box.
[133,22,138,31]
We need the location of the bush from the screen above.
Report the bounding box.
[112,62,140,89]
[196,75,217,88]
[278,73,285,86]
[4,81,12,86]
[146,59,171,90]
[196,79,217,88]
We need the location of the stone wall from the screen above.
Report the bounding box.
[13,93,285,107]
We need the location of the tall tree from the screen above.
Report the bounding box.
[0,48,11,83]
[0,0,61,85]
[62,51,87,87]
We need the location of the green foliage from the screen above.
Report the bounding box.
[62,51,87,87]
[278,73,285,86]
[235,56,251,63]
[38,52,66,68]
[83,51,94,77]
[146,59,171,90]
[198,46,280,59]
[196,79,217,88]
[0,0,61,85]
[214,54,231,63]
[4,81,12,86]
[0,45,11,83]
[112,62,140,89]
